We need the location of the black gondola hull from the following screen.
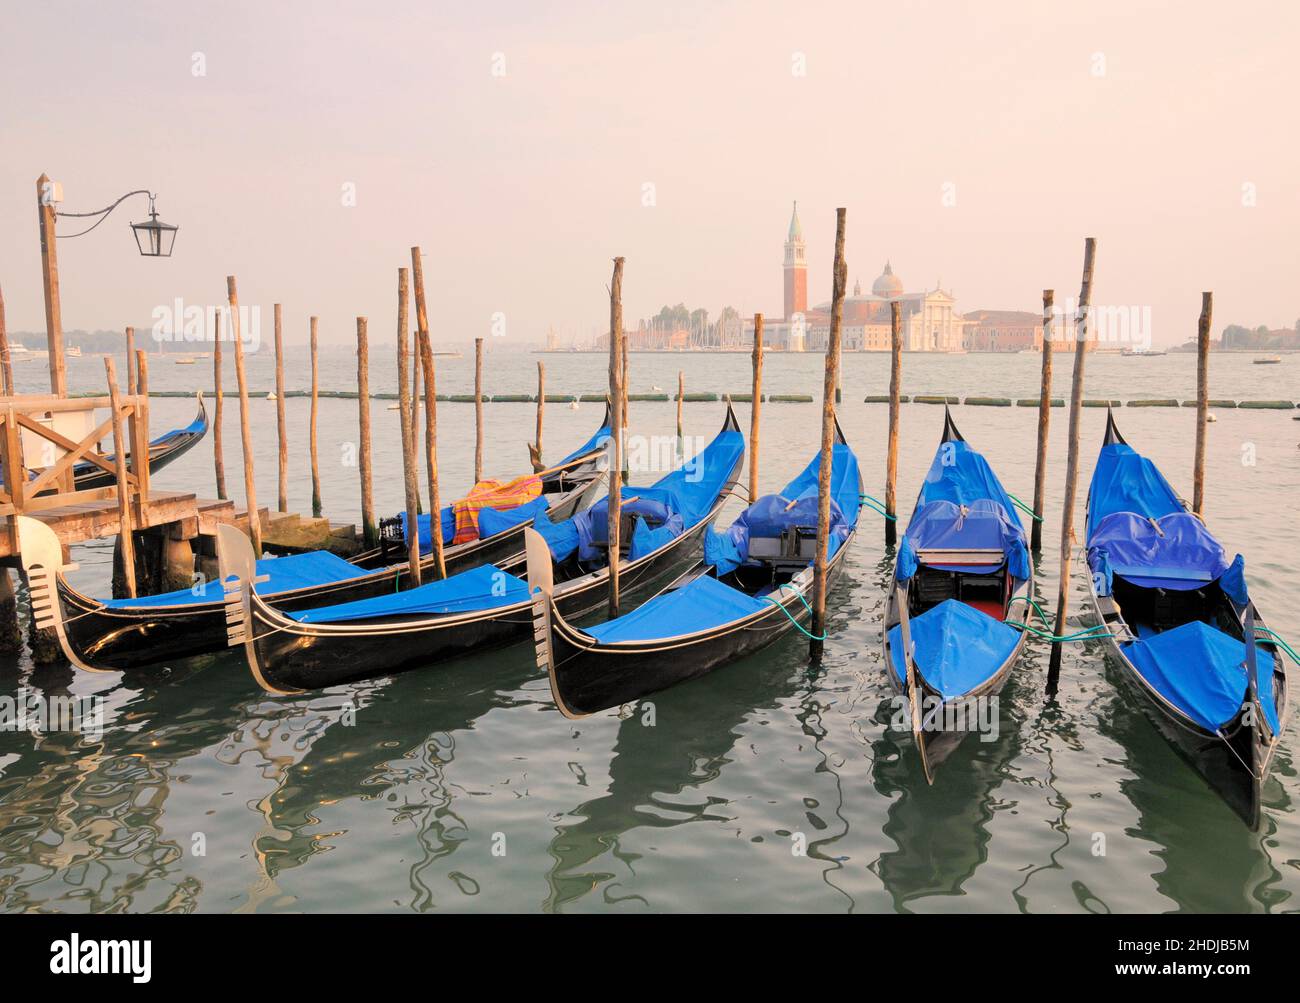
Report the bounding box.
[545,545,852,716]
[39,476,602,671]
[246,503,719,691]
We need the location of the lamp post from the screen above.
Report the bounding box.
[35,174,179,397]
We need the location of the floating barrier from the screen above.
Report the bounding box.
[127,391,1299,410]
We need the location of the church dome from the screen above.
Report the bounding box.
[872,261,903,299]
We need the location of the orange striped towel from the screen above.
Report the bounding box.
[451,474,543,544]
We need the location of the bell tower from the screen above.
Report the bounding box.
[782,201,807,321]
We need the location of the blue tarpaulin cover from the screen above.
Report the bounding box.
[538,421,744,561]
[401,508,457,553]
[1121,620,1279,733]
[288,563,529,624]
[1087,442,1183,528]
[1084,434,1277,732]
[585,574,770,643]
[556,423,611,468]
[477,495,550,539]
[895,439,1028,584]
[703,442,860,576]
[103,550,370,609]
[1088,511,1229,592]
[887,598,1022,699]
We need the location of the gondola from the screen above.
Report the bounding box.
[73,394,209,491]
[882,408,1033,781]
[1084,408,1290,827]
[27,395,210,494]
[528,421,860,717]
[17,407,611,673]
[215,404,745,693]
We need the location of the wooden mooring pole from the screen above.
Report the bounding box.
[309,315,322,517]
[410,246,445,578]
[474,337,485,483]
[1030,289,1054,552]
[212,311,227,500]
[530,361,545,472]
[811,208,847,660]
[125,326,137,395]
[356,317,377,548]
[676,370,684,460]
[396,267,422,587]
[228,276,262,557]
[1193,292,1213,518]
[104,357,137,598]
[0,282,13,396]
[1046,238,1097,694]
[417,329,445,578]
[607,257,625,617]
[749,314,764,501]
[885,300,902,546]
[274,304,288,513]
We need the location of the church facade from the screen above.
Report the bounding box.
[747,203,967,352]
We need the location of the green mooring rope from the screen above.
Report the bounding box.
[1003,595,1110,643]
[1254,626,1300,666]
[1006,492,1043,522]
[762,583,826,641]
[860,493,898,521]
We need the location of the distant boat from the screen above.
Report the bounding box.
[266,391,277,401]
[66,346,82,358]
[1254,356,1282,365]
[568,400,580,410]
[175,357,196,365]
[1122,348,1166,357]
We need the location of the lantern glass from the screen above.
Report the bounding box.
[130,213,178,257]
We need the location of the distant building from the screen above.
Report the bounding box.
[963,310,1042,352]
[745,204,966,352]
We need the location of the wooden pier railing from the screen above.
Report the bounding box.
[0,392,150,521]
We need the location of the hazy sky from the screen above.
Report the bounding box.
[3,1,1296,348]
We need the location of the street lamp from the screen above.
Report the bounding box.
[36,174,181,395]
[129,199,179,258]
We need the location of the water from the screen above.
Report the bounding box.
[0,349,1297,912]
